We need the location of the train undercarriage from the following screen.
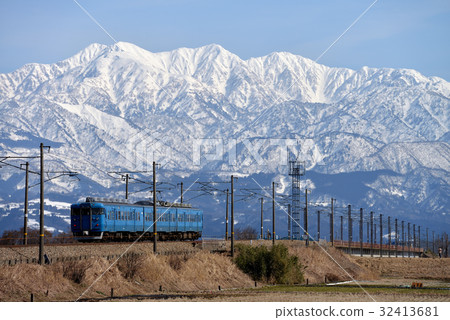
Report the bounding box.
[73,231,202,242]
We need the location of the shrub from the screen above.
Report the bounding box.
[117,252,144,279]
[167,254,189,271]
[62,260,92,284]
[234,244,304,284]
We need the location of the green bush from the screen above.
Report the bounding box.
[234,244,304,284]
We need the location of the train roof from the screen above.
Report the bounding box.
[84,197,193,208]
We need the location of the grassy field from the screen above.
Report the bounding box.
[0,241,449,302]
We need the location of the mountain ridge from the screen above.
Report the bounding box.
[0,42,448,235]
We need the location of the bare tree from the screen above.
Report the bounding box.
[235,226,258,240]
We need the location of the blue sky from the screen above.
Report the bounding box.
[1,0,449,80]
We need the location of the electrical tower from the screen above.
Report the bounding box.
[289,158,305,240]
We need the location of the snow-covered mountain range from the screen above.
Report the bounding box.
[0,42,448,236]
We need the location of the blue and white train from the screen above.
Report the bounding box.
[71,197,203,241]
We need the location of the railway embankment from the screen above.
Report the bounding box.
[0,241,223,265]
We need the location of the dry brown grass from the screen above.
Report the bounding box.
[0,251,254,301]
[287,245,378,284]
[352,257,450,280]
[1,244,448,302]
[136,252,254,292]
[0,263,75,301]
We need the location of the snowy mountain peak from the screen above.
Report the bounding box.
[0,41,449,234]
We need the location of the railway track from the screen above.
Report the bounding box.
[0,239,202,249]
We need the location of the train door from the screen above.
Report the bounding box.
[132,208,136,232]
[142,207,145,232]
[113,207,116,230]
[81,206,91,231]
[178,209,185,232]
[169,209,176,232]
[103,206,108,229]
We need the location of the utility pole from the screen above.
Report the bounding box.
[348,205,352,254]
[22,162,29,245]
[272,181,275,246]
[408,222,411,258]
[360,208,363,257]
[370,211,374,257]
[39,143,45,265]
[39,143,50,265]
[317,210,321,240]
[388,216,391,257]
[426,228,429,252]
[401,221,405,257]
[379,214,383,257]
[304,189,308,246]
[395,218,398,258]
[366,221,369,243]
[413,224,416,251]
[340,216,343,242]
[330,198,334,246]
[432,231,435,254]
[125,174,129,199]
[180,182,183,204]
[153,161,157,254]
[225,189,229,240]
[445,233,449,258]
[374,223,377,244]
[231,175,235,257]
[417,226,421,249]
[287,204,291,240]
[260,197,263,240]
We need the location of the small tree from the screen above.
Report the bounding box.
[235,226,258,240]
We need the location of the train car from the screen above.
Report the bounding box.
[71,197,202,241]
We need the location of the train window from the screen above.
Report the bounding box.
[92,208,104,215]
[71,208,80,216]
